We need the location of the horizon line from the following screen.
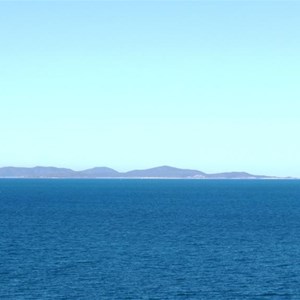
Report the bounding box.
[0,165,297,179]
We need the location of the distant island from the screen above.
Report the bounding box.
[0,166,292,179]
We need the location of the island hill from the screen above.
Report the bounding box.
[0,166,281,179]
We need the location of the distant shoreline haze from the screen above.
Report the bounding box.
[0,166,294,179]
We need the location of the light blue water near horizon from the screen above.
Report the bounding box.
[1,179,300,299]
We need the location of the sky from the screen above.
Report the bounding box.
[0,1,299,176]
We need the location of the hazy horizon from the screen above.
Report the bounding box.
[0,164,295,178]
[1,1,299,177]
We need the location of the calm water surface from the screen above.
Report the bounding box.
[0,179,300,299]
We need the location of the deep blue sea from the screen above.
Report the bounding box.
[1,179,300,299]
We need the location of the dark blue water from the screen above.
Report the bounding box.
[1,179,300,299]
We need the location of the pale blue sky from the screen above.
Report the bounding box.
[0,1,299,176]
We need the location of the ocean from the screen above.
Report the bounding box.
[0,179,300,299]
